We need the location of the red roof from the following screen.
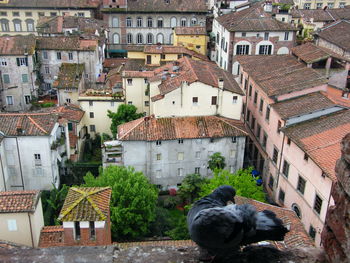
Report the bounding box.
[0,35,36,55]
[0,191,40,213]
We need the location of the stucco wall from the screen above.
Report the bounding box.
[0,212,32,246]
[124,77,150,115]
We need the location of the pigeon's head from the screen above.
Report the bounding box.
[212,185,236,204]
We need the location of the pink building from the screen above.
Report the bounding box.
[235,54,350,245]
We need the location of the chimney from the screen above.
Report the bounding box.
[264,1,272,13]
[16,116,24,135]
[218,78,224,89]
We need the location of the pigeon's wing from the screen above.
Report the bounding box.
[189,206,245,250]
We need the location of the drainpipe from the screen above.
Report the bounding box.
[28,213,35,248]
[0,151,6,191]
[15,137,25,190]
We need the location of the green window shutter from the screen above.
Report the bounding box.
[22,74,28,83]
[3,74,10,83]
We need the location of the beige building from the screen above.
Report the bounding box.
[173,27,208,56]
[0,190,44,247]
[0,0,99,36]
[293,0,349,9]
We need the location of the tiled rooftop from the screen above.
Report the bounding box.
[0,35,36,55]
[36,36,98,51]
[315,20,350,52]
[143,45,208,61]
[291,7,350,22]
[272,92,336,120]
[174,26,207,35]
[58,187,112,222]
[216,3,296,32]
[0,112,58,136]
[236,55,327,97]
[53,63,85,89]
[118,115,247,141]
[0,190,40,213]
[0,0,99,8]
[283,109,350,181]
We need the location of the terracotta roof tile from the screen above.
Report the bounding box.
[0,0,99,8]
[36,36,98,51]
[283,109,350,181]
[118,116,247,141]
[174,27,207,35]
[40,225,64,233]
[53,63,84,89]
[291,7,350,23]
[315,20,350,52]
[0,35,36,55]
[272,92,336,119]
[321,91,350,107]
[235,196,314,248]
[0,190,40,213]
[58,187,112,222]
[236,55,327,97]
[0,112,58,136]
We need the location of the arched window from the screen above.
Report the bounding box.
[147,17,153,27]
[180,18,187,27]
[112,17,119,27]
[26,19,34,32]
[136,33,143,44]
[113,33,120,44]
[127,33,133,44]
[147,33,153,44]
[126,17,132,27]
[292,203,302,219]
[137,17,142,27]
[157,17,163,28]
[170,17,177,28]
[156,33,164,44]
[256,40,274,55]
[169,34,173,44]
[0,19,9,32]
[191,17,197,26]
[13,19,22,32]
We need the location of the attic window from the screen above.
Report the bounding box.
[304,153,309,162]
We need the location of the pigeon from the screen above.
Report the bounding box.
[187,185,289,260]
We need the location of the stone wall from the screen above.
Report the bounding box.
[321,133,350,263]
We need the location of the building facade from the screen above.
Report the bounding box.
[293,0,349,9]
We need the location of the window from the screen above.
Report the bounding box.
[192,97,198,105]
[90,125,96,132]
[327,3,334,8]
[191,17,197,26]
[42,51,48,59]
[22,74,28,83]
[259,98,264,112]
[244,79,248,91]
[3,74,10,84]
[68,52,73,60]
[34,153,41,166]
[113,33,120,44]
[147,33,153,44]
[38,12,45,16]
[170,17,177,27]
[24,95,31,104]
[50,12,57,16]
[339,2,346,8]
[314,194,323,214]
[248,85,252,97]
[16,57,27,66]
[156,140,162,146]
[230,149,236,158]
[272,147,279,164]
[157,17,163,28]
[278,189,285,204]
[156,153,162,160]
[26,19,34,31]
[161,54,166,59]
[180,18,186,27]
[12,12,19,16]
[126,17,132,27]
[156,33,164,44]
[246,109,251,123]
[251,117,255,130]
[89,221,95,240]
[6,96,13,105]
[195,167,200,174]
[265,105,270,121]
[89,101,94,107]
[297,175,306,195]
[137,17,142,27]
[177,168,184,176]
[303,3,311,9]
[264,32,269,40]
[256,124,261,139]
[232,96,238,104]
[112,17,119,27]
[268,175,274,189]
[75,222,81,240]
[232,136,237,143]
[277,120,282,133]
[259,45,272,55]
[304,153,309,161]
[316,3,323,8]
[136,33,143,44]
[128,101,132,105]
[262,132,267,148]
[178,139,183,144]
[147,17,153,27]
[7,219,17,231]
[56,52,61,60]
[309,225,316,240]
[287,137,291,145]
[292,204,302,218]
[110,101,115,107]
[89,112,94,118]
[284,32,289,40]
[195,151,200,159]
[211,96,217,105]
[13,19,22,31]
[0,19,9,31]
[127,79,133,85]
[253,91,258,104]
[45,66,50,74]
[127,33,133,44]
[0,12,7,16]
[177,152,184,161]
[282,160,290,177]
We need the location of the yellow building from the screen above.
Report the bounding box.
[127,44,208,66]
[0,0,98,35]
[173,26,208,56]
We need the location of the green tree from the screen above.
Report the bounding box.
[200,167,266,202]
[178,173,208,203]
[208,152,226,171]
[83,166,158,240]
[107,104,143,137]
